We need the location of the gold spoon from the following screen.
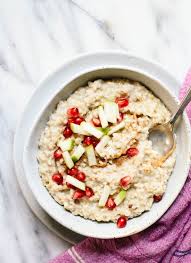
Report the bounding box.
[148,87,191,159]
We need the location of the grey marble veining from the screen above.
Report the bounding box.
[1,0,191,262]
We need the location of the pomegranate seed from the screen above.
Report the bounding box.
[67,107,79,118]
[66,182,76,190]
[115,97,129,108]
[117,112,124,123]
[85,187,94,198]
[67,167,79,176]
[120,176,131,189]
[92,137,100,147]
[153,194,162,202]
[83,136,99,147]
[126,147,139,157]
[53,148,62,160]
[68,117,84,125]
[83,136,93,146]
[117,216,127,228]
[73,189,86,200]
[92,117,101,127]
[52,173,63,185]
[76,171,86,182]
[63,126,73,138]
[105,197,116,210]
[74,117,84,125]
[68,118,76,124]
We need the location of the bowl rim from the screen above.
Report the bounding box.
[16,51,191,239]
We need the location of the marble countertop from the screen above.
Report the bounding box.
[1,0,191,262]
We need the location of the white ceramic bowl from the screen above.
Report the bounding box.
[22,51,191,239]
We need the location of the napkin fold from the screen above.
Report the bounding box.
[50,69,191,263]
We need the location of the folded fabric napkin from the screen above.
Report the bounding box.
[50,70,191,263]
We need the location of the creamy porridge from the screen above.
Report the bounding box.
[38,79,176,228]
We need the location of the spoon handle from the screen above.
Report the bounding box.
[170,86,191,126]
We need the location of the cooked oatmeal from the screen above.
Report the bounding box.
[37,79,176,226]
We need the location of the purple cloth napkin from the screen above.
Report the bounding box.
[50,70,191,263]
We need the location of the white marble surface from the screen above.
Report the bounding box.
[1,0,191,262]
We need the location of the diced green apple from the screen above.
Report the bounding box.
[86,145,97,166]
[108,121,125,135]
[71,145,85,162]
[95,135,110,154]
[62,151,74,169]
[98,106,108,128]
[57,138,74,152]
[66,175,85,191]
[70,123,89,135]
[114,189,127,205]
[114,103,120,119]
[97,127,110,135]
[98,185,111,207]
[81,122,103,139]
[104,101,118,124]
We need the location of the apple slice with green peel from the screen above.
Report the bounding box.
[71,145,85,162]
[86,145,97,166]
[66,175,85,191]
[97,127,110,135]
[57,138,74,152]
[114,189,127,205]
[108,121,125,135]
[62,151,74,169]
[98,106,108,128]
[114,103,120,119]
[81,122,103,139]
[70,123,89,135]
[95,135,110,154]
[104,101,118,124]
[99,185,111,207]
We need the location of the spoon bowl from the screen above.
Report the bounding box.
[148,86,191,158]
[148,123,175,156]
